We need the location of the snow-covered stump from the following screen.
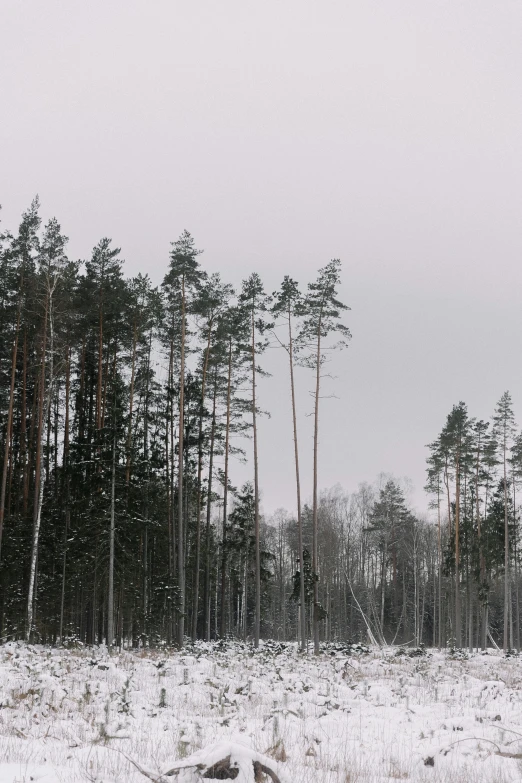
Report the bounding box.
[158,742,282,783]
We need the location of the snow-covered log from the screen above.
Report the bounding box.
[158,742,282,783]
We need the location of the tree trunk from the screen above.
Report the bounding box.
[24,374,39,518]
[503,432,510,651]
[437,473,442,650]
[455,451,461,648]
[96,289,103,432]
[165,353,172,629]
[380,538,387,642]
[108,433,116,649]
[177,276,186,647]
[143,334,151,644]
[443,457,453,645]
[192,322,213,640]
[20,330,28,515]
[27,291,51,641]
[312,316,322,655]
[125,322,138,485]
[514,481,520,652]
[287,304,306,652]
[166,338,175,600]
[220,340,233,639]
[204,371,217,641]
[476,434,487,651]
[251,308,261,648]
[0,307,20,558]
[59,348,71,643]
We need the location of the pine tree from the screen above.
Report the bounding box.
[191,274,233,639]
[163,231,204,647]
[213,304,250,639]
[439,403,472,648]
[27,218,70,641]
[271,276,307,651]
[492,391,517,650]
[298,259,350,654]
[239,274,272,647]
[425,441,445,647]
[510,430,522,650]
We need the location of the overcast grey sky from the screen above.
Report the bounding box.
[2,0,522,515]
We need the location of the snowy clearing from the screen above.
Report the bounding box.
[0,642,522,782]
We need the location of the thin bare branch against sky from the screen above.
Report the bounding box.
[2,0,522,514]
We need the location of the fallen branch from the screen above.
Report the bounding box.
[344,573,380,647]
[439,736,522,760]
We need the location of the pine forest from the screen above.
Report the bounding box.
[1,198,521,654]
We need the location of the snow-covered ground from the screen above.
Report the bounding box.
[0,641,522,782]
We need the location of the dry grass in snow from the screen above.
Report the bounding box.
[0,641,522,782]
